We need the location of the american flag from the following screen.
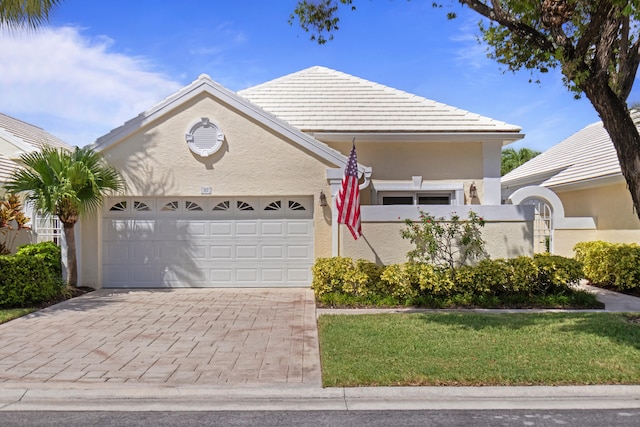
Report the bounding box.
[337,142,361,240]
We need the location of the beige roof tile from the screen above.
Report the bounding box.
[238,66,521,133]
[501,111,631,189]
[0,113,72,152]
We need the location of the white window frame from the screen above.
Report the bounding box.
[372,179,464,206]
[379,191,455,206]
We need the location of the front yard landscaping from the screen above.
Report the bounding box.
[318,312,640,387]
[0,307,36,324]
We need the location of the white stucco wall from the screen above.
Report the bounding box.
[325,141,486,205]
[80,94,335,288]
[341,205,534,265]
[551,181,640,256]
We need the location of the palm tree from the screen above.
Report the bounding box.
[0,0,61,29]
[6,146,123,286]
[501,147,541,176]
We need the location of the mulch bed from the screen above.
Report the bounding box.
[35,286,95,310]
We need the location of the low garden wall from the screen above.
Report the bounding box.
[341,205,534,264]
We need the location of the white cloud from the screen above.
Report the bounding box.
[450,16,492,70]
[0,26,183,146]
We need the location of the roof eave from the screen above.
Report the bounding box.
[546,173,625,192]
[310,131,524,145]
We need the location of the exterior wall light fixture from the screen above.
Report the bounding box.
[469,182,478,199]
[319,190,328,207]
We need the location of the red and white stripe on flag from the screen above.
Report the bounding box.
[336,143,362,240]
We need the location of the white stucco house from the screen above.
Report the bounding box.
[75,66,534,288]
[0,113,73,250]
[502,110,640,256]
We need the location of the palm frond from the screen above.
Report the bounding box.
[4,145,124,223]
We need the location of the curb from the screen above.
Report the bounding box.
[1,384,639,411]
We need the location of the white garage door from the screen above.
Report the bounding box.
[102,197,314,288]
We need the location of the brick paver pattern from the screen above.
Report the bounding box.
[0,289,321,386]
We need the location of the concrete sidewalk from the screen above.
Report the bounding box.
[576,282,640,312]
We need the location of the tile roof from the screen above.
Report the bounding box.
[501,111,632,189]
[0,112,72,153]
[238,66,522,134]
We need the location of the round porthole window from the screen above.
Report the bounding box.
[185,117,224,157]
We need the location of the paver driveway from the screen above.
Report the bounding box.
[0,288,321,386]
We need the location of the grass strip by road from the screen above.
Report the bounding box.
[318,312,640,387]
[0,308,36,324]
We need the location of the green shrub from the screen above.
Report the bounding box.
[505,256,538,294]
[16,241,62,277]
[456,259,510,296]
[574,241,615,285]
[312,254,584,307]
[532,253,583,294]
[311,257,354,297]
[0,252,64,308]
[312,257,385,298]
[378,263,420,299]
[574,241,640,290]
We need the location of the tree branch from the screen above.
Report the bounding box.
[460,0,556,53]
[618,37,640,101]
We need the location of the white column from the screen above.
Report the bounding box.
[482,141,503,205]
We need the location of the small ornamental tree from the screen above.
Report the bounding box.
[401,210,488,282]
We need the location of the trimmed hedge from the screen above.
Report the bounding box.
[0,242,64,308]
[574,241,640,291]
[312,255,585,307]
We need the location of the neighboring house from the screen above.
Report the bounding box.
[79,66,534,289]
[0,113,73,248]
[0,152,15,187]
[502,111,640,256]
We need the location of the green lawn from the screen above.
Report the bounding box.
[0,308,36,324]
[318,312,640,386]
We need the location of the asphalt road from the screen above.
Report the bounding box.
[1,410,639,426]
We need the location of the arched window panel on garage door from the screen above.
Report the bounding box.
[211,200,230,212]
[160,200,180,212]
[104,198,157,216]
[185,200,204,212]
[256,197,313,219]
[133,199,155,213]
[105,199,129,215]
[236,200,255,212]
[285,197,313,218]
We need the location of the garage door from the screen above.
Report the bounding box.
[102,197,314,288]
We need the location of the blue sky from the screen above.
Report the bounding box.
[1,0,634,151]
